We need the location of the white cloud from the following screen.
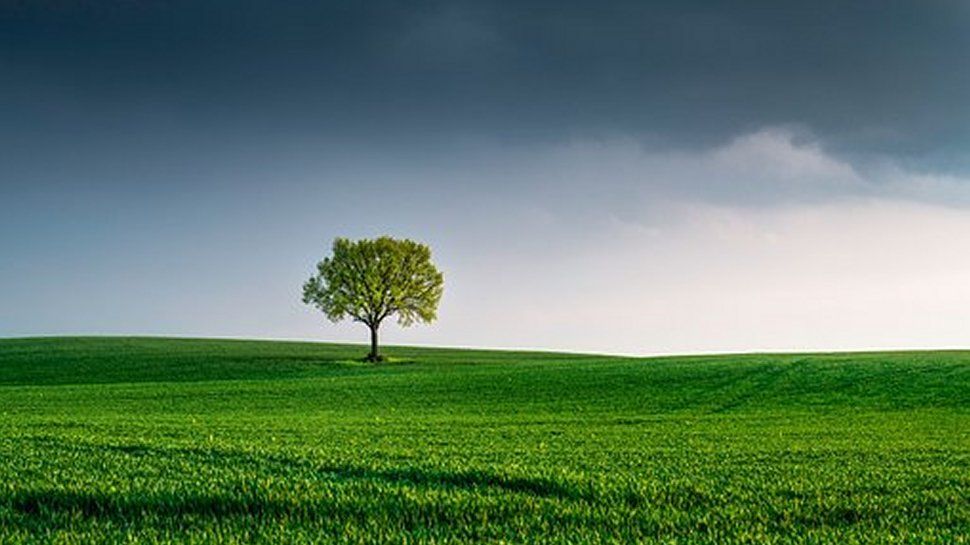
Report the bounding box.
[711,128,863,188]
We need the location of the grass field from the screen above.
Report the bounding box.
[0,337,966,544]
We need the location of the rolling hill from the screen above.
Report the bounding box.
[0,337,967,543]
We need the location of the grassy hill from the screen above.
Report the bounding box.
[0,337,967,543]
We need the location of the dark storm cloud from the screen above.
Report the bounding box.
[3,0,969,164]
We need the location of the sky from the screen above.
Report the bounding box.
[3,0,970,355]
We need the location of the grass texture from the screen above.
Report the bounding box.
[0,337,967,543]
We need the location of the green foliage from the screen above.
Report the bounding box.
[0,337,968,543]
[302,237,444,360]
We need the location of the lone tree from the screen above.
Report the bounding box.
[302,236,444,362]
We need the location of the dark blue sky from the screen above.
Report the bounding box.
[5,1,970,157]
[3,1,970,353]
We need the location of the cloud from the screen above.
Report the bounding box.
[4,1,969,169]
[711,128,861,187]
[494,128,970,227]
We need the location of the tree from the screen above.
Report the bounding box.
[302,236,444,362]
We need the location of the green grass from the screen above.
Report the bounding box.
[0,337,967,544]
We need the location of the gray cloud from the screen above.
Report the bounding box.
[3,1,969,171]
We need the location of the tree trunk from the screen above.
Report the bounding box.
[368,324,380,362]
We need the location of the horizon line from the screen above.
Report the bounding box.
[3,333,970,359]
